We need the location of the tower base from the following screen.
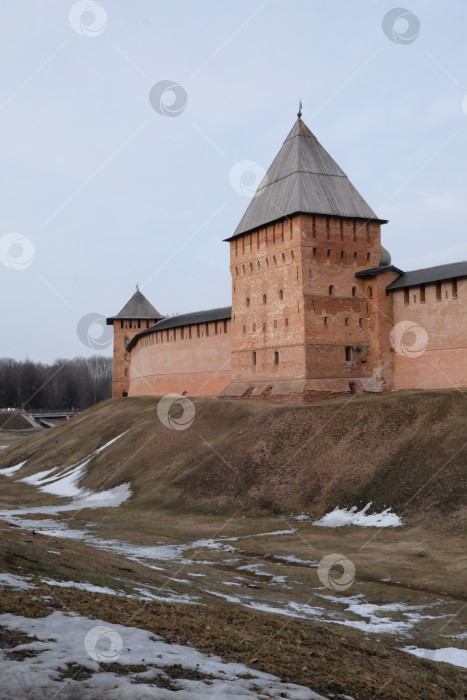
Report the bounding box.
[219,377,383,402]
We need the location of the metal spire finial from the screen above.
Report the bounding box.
[297,98,302,119]
[136,283,139,291]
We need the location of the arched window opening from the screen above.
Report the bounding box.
[252,351,256,366]
[124,336,129,348]
[282,252,285,262]
[274,351,279,365]
[329,285,334,295]
[352,286,357,297]
[246,297,250,307]
[263,294,267,304]
[279,289,283,300]
[368,286,373,298]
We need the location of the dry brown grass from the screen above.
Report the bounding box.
[0,579,465,700]
[0,391,466,526]
[1,392,466,698]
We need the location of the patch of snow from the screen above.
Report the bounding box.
[203,589,243,604]
[21,467,59,485]
[0,445,8,449]
[401,645,467,670]
[249,528,297,537]
[313,503,402,528]
[273,554,317,566]
[245,601,306,619]
[0,572,35,589]
[238,563,266,574]
[72,483,132,509]
[41,578,119,596]
[446,632,467,640]
[288,602,326,617]
[94,431,129,455]
[132,587,200,605]
[4,432,130,509]
[0,610,327,699]
[293,513,311,521]
[190,538,237,553]
[0,460,27,476]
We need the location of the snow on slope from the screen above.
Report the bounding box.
[0,432,130,511]
[402,645,467,670]
[313,503,402,528]
[0,610,327,699]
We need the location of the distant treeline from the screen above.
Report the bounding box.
[0,356,112,410]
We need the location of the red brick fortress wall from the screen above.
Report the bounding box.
[128,320,231,397]
[391,278,467,390]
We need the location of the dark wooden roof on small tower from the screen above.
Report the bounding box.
[226,117,385,241]
[106,289,164,324]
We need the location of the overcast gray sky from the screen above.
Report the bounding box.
[1,0,466,362]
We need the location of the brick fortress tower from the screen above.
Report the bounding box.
[222,111,400,401]
[106,287,164,397]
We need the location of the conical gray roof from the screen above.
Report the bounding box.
[106,289,164,323]
[228,118,383,240]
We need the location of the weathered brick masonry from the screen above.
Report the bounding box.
[108,116,467,399]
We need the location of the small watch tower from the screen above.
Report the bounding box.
[106,287,164,397]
